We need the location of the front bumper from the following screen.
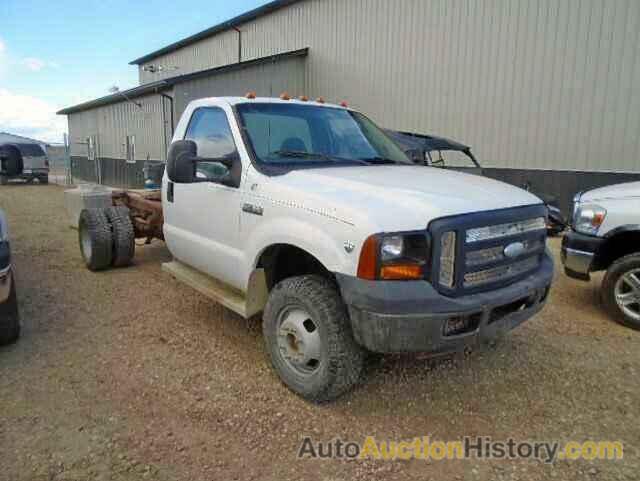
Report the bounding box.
[561,231,604,280]
[337,253,554,353]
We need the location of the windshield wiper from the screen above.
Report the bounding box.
[269,150,369,165]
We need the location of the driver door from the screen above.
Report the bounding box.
[164,107,244,289]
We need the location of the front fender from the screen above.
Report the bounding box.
[242,216,357,290]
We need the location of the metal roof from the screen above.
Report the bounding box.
[57,48,308,115]
[129,0,301,65]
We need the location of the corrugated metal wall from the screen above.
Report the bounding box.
[68,94,169,161]
[173,55,306,116]
[67,94,171,187]
[139,29,240,84]
[138,0,640,173]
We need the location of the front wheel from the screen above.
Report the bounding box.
[263,275,365,402]
[602,254,640,330]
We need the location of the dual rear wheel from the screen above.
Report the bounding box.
[79,207,135,271]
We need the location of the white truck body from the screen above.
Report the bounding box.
[159,96,554,400]
[164,97,542,292]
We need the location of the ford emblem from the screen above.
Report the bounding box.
[504,242,525,258]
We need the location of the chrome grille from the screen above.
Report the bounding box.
[466,217,546,243]
[429,205,548,296]
[465,239,544,267]
[464,257,539,288]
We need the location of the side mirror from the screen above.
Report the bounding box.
[167,140,198,183]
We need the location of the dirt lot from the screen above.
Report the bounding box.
[0,184,638,481]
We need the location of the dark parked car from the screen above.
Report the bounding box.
[0,208,19,345]
[387,130,567,236]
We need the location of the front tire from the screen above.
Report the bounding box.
[602,253,640,330]
[263,275,365,402]
[0,278,20,346]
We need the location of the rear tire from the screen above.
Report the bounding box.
[104,206,135,267]
[0,278,20,346]
[79,209,113,271]
[602,253,640,330]
[263,275,365,402]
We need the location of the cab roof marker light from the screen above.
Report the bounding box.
[299,95,309,102]
[316,97,325,104]
[279,92,291,100]
[245,91,256,99]
[340,101,348,107]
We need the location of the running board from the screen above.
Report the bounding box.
[161,260,268,318]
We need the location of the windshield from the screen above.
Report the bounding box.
[236,103,411,166]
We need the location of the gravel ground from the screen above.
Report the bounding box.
[0,184,638,481]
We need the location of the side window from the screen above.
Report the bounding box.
[185,108,237,159]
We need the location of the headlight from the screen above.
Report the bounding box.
[573,204,606,235]
[357,232,429,280]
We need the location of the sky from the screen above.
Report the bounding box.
[0,0,268,143]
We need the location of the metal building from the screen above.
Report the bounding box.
[58,0,640,210]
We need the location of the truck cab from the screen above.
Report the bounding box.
[562,181,640,330]
[161,96,554,401]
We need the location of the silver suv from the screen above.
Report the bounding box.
[0,143,49,185]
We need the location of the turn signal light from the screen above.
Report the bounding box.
[280,92,291,100]
[380,264,423,280]
[357,235,378,280]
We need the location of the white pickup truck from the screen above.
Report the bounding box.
[562,182,640,330]
[78,96,554,401]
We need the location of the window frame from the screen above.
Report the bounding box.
[183,106,242,188]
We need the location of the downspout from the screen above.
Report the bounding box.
[159,92,175,135]
[233,27,242,63]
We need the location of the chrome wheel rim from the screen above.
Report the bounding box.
[276,306,322,376]
[80,224,92,261]
[614,268,640,321]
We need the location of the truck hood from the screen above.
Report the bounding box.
[274,165,542,230]
[580,181,640,202]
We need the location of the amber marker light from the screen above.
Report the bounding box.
[380,264,423,280]
[299,95,309,101]
[340,100,348,107]
[245,91,257,99]
[357,235,378,280]
[316,97,325,104]
[280,92,291,100]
